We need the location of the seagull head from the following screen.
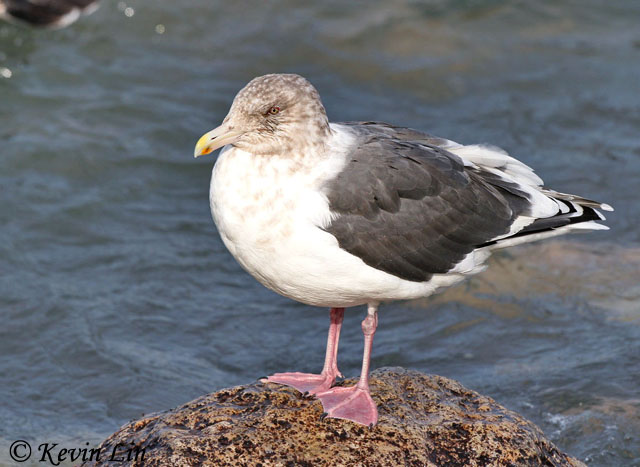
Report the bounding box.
[194,74,331,158]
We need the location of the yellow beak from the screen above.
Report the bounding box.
[194,124,243,158]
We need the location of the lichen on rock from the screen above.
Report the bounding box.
[82,367,585,466]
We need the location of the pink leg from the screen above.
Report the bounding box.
[316,304,378,427]
[262,308,344,394]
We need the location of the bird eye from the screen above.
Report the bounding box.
[268,106,280,115]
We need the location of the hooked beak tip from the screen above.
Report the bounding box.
[194,132,215,158]
[193,125,242,159]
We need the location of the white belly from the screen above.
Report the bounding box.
[209,144,467,308]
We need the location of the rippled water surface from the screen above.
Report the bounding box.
[1,1,639,465]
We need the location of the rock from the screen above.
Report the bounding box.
[82,367,585,466]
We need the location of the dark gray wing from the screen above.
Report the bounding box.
[323,125,531,282]
[1,0,97,27]
[343,121,459,149]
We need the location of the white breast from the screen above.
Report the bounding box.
[209,125,466,307]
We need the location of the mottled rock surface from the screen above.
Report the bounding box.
[83,367,585,466]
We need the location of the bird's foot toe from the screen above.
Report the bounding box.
[262,371,336,395]
[315,385,378,426]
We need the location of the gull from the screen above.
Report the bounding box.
[194,73,612,426]
[0,0,98,28]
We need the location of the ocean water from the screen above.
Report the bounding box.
[1,1,639,465]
